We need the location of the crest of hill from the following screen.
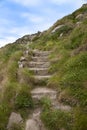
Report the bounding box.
[12,4,87,46]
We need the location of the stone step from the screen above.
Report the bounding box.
[31,87,57,101]
[29,61,50,68]
[32,50,51,57]
[52,101,71,111]
[29,68,49,75]
[31,56,48,62]
[34,75,51,80]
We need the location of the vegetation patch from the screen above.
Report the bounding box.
[41,108,72,130]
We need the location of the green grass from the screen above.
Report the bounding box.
[40,97,72,130]
[41,108,72,130]
[15,84,33,109]
[40,97,51,110]
[0,103,11,130]
[8,123,24,130]
[0,43,21,62]
[73,108,87,130]
[18,67,34,85]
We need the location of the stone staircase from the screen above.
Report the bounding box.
[25,49,56,130]
[28,50,52,82]
[19,49,71,130]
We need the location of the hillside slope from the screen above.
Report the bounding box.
[0,4,87,130]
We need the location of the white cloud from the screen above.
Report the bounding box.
[21,13,44,23]
[0,0,86,48]
[50,0,70,4]
[73,0,86,8]
[9,0,42,7]
[42,7,67,19]
[0,19,54,48]
[0,36,17,48]
[49,0,87,10]
[50,0,85,5]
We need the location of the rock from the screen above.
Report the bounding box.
[25,119,40,130]
[51,25,64,33]
[76,21,82,26]
[61,128,65,130]
[20,56,26,62]
[25,50,29,55]
[25,109,47,130]
[60,33,63,37]
[53,103,71,111]
[19,63,24,68]
[76,14,83,20]
[7,112,23,130]
[71,43,87,56]
[23,36,29,40]
[82,4,87,8]
[18,61,24,68]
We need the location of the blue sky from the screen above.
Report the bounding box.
[0,0,87,47]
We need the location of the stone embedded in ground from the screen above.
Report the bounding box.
[52,101,71,111]
[24,50,29,55]
[60,33,63,37]
[7,112,23,130]
[20,56,26,62]
[25,119,40,130]
[51,25,64,33]
[25,109,47,130]
[18,61,24,68]
[76,14,83,19]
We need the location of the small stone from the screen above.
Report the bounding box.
[76,22,82,26]
[60,33,63,37]
[23,36,28,40]
[20,56,26,62]
[18,61,24,68]
[61,128,65,130]
[7,112,23,130]
[25,50,29,55]
[19,63,24,68]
